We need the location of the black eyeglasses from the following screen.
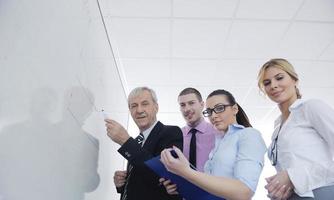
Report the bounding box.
[202,104,233,117]
[269,134,279,166]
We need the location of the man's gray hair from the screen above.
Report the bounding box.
[128,86,158,106]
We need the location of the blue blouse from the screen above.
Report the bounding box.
[204,124,266,192]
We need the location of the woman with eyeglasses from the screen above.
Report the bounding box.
[258,58,334,200]
[160,89,266,200]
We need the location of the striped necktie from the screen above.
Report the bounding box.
[121,133,144,200]
[135,133,144,146]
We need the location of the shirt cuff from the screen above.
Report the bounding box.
[118,137,142,162]
[287,167,309,195]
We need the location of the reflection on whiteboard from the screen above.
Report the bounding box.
[0,87,100,200]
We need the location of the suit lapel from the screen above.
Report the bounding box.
[142,121,163,152]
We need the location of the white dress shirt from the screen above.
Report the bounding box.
[141,121,158,146]
[269,99,334,197]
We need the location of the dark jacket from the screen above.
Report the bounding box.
[117,121,183,200]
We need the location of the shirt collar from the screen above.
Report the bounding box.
[228,123,244,132]
[186,118,207,135]
[289,98,304,111]
[141,120,158,141]
[217,123,245,138]
[274,99,305,126]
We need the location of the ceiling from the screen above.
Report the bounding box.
[98,0,334,131]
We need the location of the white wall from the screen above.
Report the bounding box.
[0,0,128,199]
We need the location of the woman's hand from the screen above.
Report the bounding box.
[160,146,191,176]
[265,170,294,200]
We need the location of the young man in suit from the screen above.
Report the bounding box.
[105,86,183,200]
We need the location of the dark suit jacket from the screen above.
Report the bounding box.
[117,121,183,200]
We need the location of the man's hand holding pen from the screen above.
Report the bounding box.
[105,118,130,145]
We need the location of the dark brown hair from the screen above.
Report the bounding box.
[207,89,252,127]
[178,87,203,102]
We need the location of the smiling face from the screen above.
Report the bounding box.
[262,66,298,107]
[129,90,158,132]
[178,93,204,127]
[205,94,238,132]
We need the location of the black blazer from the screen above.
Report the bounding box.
[117,121,183,200]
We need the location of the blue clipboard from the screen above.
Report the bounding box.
[145,155,225,200]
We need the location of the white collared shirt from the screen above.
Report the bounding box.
[269,99,334,197]
[140,121,158,146]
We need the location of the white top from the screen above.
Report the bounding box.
[269,99,334,197]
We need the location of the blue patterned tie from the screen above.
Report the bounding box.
[121,133,144,200]
[135,133,144,146]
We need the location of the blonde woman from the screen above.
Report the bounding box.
[258,58,334,200]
